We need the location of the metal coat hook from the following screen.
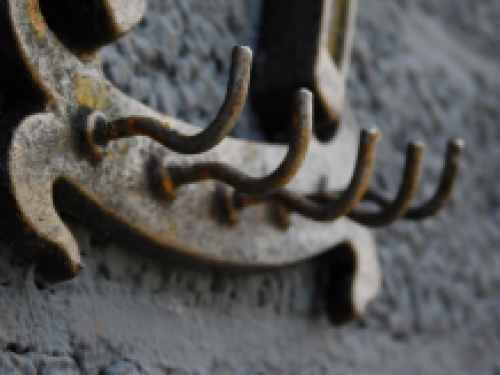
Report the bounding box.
[247,0,465,229]
[213,127,380,224]
[0,0,384,323]
[215,138,463,229]
[76,46,252,162]
[148,89,313,199]
[352,139,465,221]
[346,142,424,227]
[3,0,382,288]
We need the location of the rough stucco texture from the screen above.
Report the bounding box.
[1,0,500,374]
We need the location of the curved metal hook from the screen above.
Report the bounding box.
[215,127,380,223]
[80,46,252,158]
[361,138,464,220]
[151,89,313,199]
[346,142,424,227]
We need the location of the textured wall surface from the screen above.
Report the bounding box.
[1,0,500,374]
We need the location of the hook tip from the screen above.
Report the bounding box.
[408,140,425,155]
[406,141,425,169]
[446,138,465,166]
[297,88,313,100]
[295,88,314,117]
[293,88,314,133]
[363,126,381,142]
[450,138,465,151]
[233,45,253,64]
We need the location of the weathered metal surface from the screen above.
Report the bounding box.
[38,0,146,54]
[251,0,358,142]
[9,105,379,290]
[0,0,380,321]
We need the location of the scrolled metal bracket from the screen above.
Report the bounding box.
[0,0,466,327]
[0,0,381,323]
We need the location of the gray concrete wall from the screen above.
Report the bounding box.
[1,0,500,373]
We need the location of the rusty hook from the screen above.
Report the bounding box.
[149,89,313,199]
[214,127,380,224]
[345,142,424,227]
[360,138,464,220]
[76,46,252,160]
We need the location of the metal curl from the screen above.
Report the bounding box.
[150,89,313,199]
[214,127,380,223]
[360,138,464,220]
[346,142,424,227]
[82,46,252,157]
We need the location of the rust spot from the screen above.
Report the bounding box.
[74,75,106,110]
[199,171,211,180]
[126,118,138,131]
[59,138,66,149]
[28,0,46,38]
[292,115,299,127]
[166,221,178,238]
[162,178,175,194]
[117,141,129,155]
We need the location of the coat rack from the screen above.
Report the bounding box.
[0,0,463,323]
